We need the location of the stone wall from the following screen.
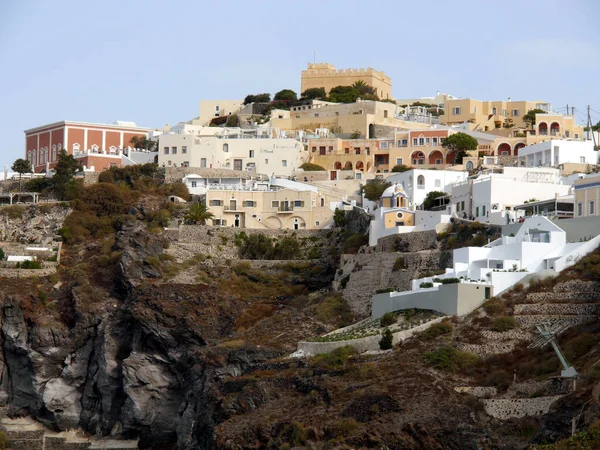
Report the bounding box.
[482,396,563,420]
[161,167,266,184]
[514,303,599,315]
[373,230,439,253]
[370,124,398,139]
[454,386,497,398]
[296,316,447,356]
[0,204,71,245]
[82,172,99,186]
[0,265,58,279]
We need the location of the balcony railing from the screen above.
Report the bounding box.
[278,205,294,213]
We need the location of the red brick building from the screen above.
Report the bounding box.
[24,121,150,172]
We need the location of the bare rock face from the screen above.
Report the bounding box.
[0,205,71,244]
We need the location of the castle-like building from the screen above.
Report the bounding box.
[301,63,392,100]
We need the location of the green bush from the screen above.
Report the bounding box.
[17,260,42,269]
[312,294,354,328]
[491,316,518,332]
[299,162,325,171]
[484,370,512,392]
[311,345,356,368]
[1,205,25,219]
[432,277,460,284]
[564,333,596,361]
[379,328,394,350]
[424,345,479,372]
[483,299,504,316]
[420,282,434,288]
[391,164,410,172]
[341,233,368,254]
[393,257,405,271]
[272,236,301,260]
[0,430,9,450]
[0,248,4,260]
[422,320,453,340]
[375,287,394,294]
[379,312,396,327]
[326,418,360,439]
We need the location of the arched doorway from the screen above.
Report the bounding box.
[550,122,560,136]
[513,142,526,156]
[334,161,342,170]
[496,143,511,156]
[356,161,364,171]
[417,174,425,189]
[291,216,306,230]
[538,122,548,136]
[411,151,425,165]
[344,161,353,170]
[368,124,375,139]
[428,150,443,165]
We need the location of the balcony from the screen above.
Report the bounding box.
[278,205,294,213]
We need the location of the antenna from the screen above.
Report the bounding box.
[528,322,578,377]
[313,50,316,64]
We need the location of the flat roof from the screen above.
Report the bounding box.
[24,120,151,134]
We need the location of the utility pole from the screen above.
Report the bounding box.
[567,104,569,115]
[589,105,598,149]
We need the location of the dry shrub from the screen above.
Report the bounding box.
[234,303,277,332]
[422,320,453,340]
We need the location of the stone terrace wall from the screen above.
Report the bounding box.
[161,167,267,184]
[374,230,438,253]
[482,396,563,420]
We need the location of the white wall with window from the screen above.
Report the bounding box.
[387,169,468,207]
[518,140,595,168]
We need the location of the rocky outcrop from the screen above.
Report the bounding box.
[0,205,70,244]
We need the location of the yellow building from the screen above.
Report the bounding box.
[440,98,552,130]
[205,185,336,229]
[308,137,393,173]
[301,63,392,100]
[574,175,600,218]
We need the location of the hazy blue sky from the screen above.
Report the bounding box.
[1,0,599,169]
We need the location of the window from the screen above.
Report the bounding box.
[328,146,333,152]
[271,201,279,208]
[215,105,220,112]
[492,107,497,115]
[315,221,320,226]
[282,160,287,167]
[396,158,403,165]
[476,206,479,217]
[418,137,424,146]
[502,109,507,116]
[319,146,326,155]
[482,205,486,216]
[511,109,520,117]
[461,201,465,211]
[265,159,268,164]
[380,142,388,149]
[314,113,319,117]
[249,150,254,158]
[384,110,388,119]
[580,156,586,163]
[312,146,316,153]
[164,147,169,155]
[223,143,229,152]
[412,138,418,146]
[590,201,595,215]
[191,181,197,188]
[182,146,187,154]
[432,137,438,145]
[435,179,441,187]
[425,138,430,145]
[293,200,303,207]
[402,139,408,147]
[355,148,361,155]
[456,202,461,212]
[578,202,583,216]
[344,148,349,154]
[172,146,177,154]
[214,219,227,226]
[365,147,370,155]
[201,158,207,168]
[183,161,189,167]
[210,199,222,206]
[452,107,461,115]
[440,138,445,144]
[168,160,172,166]
[243,200,255,207]
[417,174,425,188]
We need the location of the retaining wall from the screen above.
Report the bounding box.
[296,316,447,356]
[482,396,563,420]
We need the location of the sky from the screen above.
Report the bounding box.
[1,0,599,170]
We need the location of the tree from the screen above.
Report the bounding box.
[350,130,362,139]
[523,109,547,128]
[502,118,514,129]
[422,191,448,210]
[130,136,157,151]
[11,158,32,191]
[225,114,239,127]
[52,150,82,200]
[379,328,393,350]
[442,132,478,165]
[391,164,410,173]
[185,202,214,225]
[274,89,297,102]
[333,208,346,227]
[244,93,271,105]
[363,179,391,202]
[301,87,326,100]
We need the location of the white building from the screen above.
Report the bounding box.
[412,216,600,297]
[450,167,574,225]
[518,140,597,168]
[158,128,307,177]
[386,169,468,208]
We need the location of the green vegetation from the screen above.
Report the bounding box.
[532,426,600,449]
[325,81,379,103]
[379,328,394,350]
[17,260,42,269]
[225,114,239,127]
[244,93,271,104]
[563,333,596,361]
[130,135,157,151]
[299,162,325,171]
[301,87,326,100]
[326,418,360,440]
[379,312,396,327]
[238,233,301,260]
[53,150,84,200]
[483,298,505,316]
[0,248,4,260]
[391,164,410,173]
[375,287,394,294]
[490,316,518,332]
[442,132,478,164]
[267,421,308,449]
[432,277,460,285]
[310,293,355,328]
[362,178,391,201]
[0,430,9,450]
[1,205,24,219]
[422,320,453,340]
[393,256,405,271]
[484,370,512,392]
[333,208,345,227]
[420,282,434,288]
[185,202,214,225]
[274,89,297,102]
[523,108,547,128]
[311,346,356,368]
[341,233,368,254]
[11,158,32,191]
[422,190,448,210]
[424,345,479,372]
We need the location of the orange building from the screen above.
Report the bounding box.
[24,121,150,172]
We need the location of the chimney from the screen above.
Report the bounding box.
[508,97,512,102]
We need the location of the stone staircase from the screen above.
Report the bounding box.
[513,280,600,331]
[0,412,138,450]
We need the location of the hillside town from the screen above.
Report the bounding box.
[2,56,600,449]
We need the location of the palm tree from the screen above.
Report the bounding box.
[185,202,214,225]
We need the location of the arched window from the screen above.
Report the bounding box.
[52,145,57,161]
[73,143,80,152]
[320,197,325,207]
[91,144,99,152]
[417,174,425,188]
[223,143,229,152]
[466,161,474,171]
[492,107,497,115]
